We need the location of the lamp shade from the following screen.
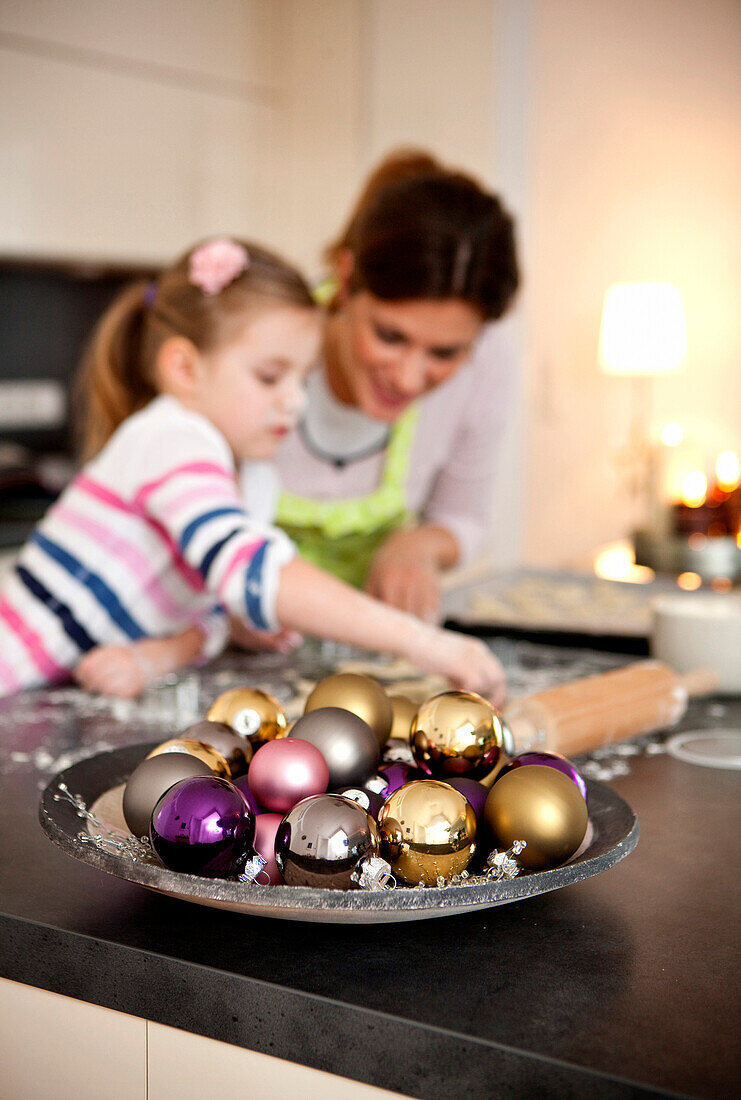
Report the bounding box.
[598,282,686,376]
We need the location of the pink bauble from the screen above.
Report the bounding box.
[248,737,329,813]
[253,813,284,884]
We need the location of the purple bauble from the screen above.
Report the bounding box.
[150,775,255,877]
[497,750,588,803]
[363,761,422,798]
[232,774,265,817]
[444,777,489,822]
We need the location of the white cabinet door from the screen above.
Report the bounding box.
[148,1019,413,1100]
[0,976,146,1100]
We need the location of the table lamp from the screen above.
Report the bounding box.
[598,282,686,530]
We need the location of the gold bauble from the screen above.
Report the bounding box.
[305,673,393,747]
[388,695,418,741]
[146,738,231,779]
[206,688,287,744]
[379,780,477,886]
[410,691,505,780]
[484,765,588,870]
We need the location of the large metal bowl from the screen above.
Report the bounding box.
[40,743,638,924]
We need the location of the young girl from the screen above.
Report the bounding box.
[0,238,506,703]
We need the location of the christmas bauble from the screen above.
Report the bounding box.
[331,786,385,819]
[444,777,489,823]
[146,738,230,778]
[252,813,284,884]
[275,794,380,889]
[379,780,477,886]
[305,673,393,747]
[484,765,588,870]
[231,775,265,817]
[181,720,252,778]
[150,775,255,877]
[248,737,329,813]
[122,752,213,840]
[363,761,422,798]
[206,688,287,744]
[410,691,506,780]
[289,707,379,788]
[497,750,587,803]
[388,694,418,741]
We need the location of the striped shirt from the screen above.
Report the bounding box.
[0,396,295,696]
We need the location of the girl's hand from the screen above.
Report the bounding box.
[365,530,442,623]
[404,623,506,708]
[74,645,150,698]
[229,616,303,655]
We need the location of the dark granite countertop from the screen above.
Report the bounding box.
[1,639,739,1099]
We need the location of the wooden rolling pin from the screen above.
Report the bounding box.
[501,660,718,759]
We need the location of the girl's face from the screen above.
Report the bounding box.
[329,292,483,421]
[195,304,320,461]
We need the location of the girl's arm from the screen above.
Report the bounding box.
[276,556,505,705]
[74,625,206,698]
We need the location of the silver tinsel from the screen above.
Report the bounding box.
[54,782,153,861]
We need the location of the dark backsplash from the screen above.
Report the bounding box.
[0,258,158,455]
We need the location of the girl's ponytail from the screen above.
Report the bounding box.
[76,281,157,460]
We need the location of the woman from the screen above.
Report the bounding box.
[273,149,520,623]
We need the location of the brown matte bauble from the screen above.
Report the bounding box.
[305,673,393,747]
[379,780,477,886]
[146,738,231,778]
[181,720,252,777]
[206,688,287,744]
[388,695,418,741]
[289,707,380,788]
[122,752,213,840]
[410,691,506,780]
[484,765,589,871]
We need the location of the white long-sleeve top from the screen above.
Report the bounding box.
[0,396,294,696]
[274,322,514,564]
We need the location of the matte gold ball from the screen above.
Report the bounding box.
[206,688,287,744]
[388,695,418,741]
[484,765,589,870]
[146,738,231,779]
[410,691,505,780]
[379,780,477,886]
[305,673,393,747]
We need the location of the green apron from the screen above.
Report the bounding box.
[275,403,419,588]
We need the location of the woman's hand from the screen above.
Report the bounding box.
[403,621,506,708]
[229,616,303,655]
[365,527,453,623]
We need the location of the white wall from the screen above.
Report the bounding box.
[524,0,741,565]
[0,0,283,263]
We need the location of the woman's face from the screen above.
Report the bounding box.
[330,292,484,422]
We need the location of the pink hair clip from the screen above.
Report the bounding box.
[188,237,249,296]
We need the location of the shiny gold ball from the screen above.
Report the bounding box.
[379,780,477,886]
[146,738,231,779]
[305,673,393,747]
[410,691,505,780]
[484,765,589,871]
[206,688,287,744]
[388,695,418,741]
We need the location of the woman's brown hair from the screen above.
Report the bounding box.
[327,148,519,321]
[76,239,314,460]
